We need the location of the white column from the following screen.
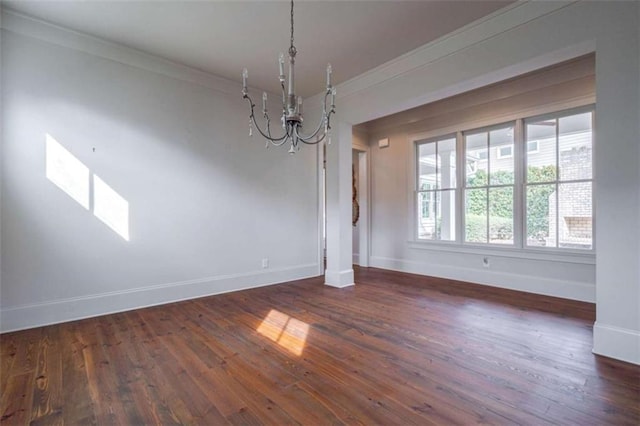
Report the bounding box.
[593,1,640,365]
[325,120,355,287]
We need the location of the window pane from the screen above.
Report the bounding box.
[438,138,457,189]
[417,191,436,240]
[465,188,487,243]
[437,189,456,241]
[489,187,513,244]
[526,184,557,247]
[417,190,456,241]
[466,132,488,187]
[490,126,514,185]
[418,142,437,190]
[558,182,592,249]
[526,119,557,183]
[559,112,592,181]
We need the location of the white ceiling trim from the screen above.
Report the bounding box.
[2,1,583,117]
[0,9,244,97]
[310,1,577,107]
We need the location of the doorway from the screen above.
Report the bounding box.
[352,148,369,267]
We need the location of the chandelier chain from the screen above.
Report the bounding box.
[290,0,294,48]
[289,0,296,56]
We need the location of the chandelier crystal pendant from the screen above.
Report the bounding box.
[242,0,336,154]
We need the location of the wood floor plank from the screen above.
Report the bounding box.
[0,371,35,424]
[1,267,639,425]
[125,310,203,424]
[0,334,18,397]
[135,309,231,425]
[59,323,98,425]
[8,328,41,376]
[30,326,63,424]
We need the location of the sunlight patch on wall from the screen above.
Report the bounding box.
[93,174,130,241]
[46,134,90,209]
[45,134,130,241]
[256,309,309,356]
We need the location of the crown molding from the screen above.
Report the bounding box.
[339,1,577,99]
[0,8,245,97]
[308,1,579,112]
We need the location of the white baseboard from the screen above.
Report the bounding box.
[353,253,360,265]
[369,256,595,302]
[324,268,355,288]
[593,322,640,365]
[0,264,319,333]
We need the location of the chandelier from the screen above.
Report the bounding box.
[242,0,336,154]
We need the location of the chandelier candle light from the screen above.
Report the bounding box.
[242,0,336,154]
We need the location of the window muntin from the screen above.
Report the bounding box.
[525,110,593,250]
[416,136,456,241]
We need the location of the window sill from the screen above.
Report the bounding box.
[407,240,595,265]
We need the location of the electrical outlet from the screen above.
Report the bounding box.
[262,258,269,269]
[482,257,490,268]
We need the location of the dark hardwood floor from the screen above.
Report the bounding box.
[1,267,639,425]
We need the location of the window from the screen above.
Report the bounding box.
[525,110,593,249]
[465,125,515,245]
[413,106,594,252]
[497,145,513,159]
[416,136,456,241]
[420,182,433,218]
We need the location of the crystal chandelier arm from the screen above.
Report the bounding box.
[294,124,330,145]
[264,115,290,147]
[293,90,335,144]
[243,94,288,143]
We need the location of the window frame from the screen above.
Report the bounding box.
[409,105,595,256]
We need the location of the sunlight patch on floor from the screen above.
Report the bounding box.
[256,309,309,356]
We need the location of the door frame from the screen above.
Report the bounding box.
[352,142,370,267]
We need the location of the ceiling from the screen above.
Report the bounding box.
[3,0,514,97]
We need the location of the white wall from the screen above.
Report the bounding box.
[0,15,320,331]
[0,6,4,304]
[329,1,639,364]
